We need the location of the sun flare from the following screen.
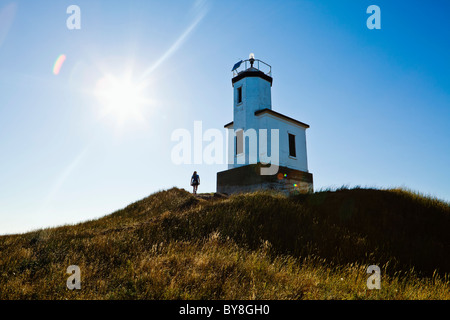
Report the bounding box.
[94,73,150,126]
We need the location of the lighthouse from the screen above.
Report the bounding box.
[216,54,313,195]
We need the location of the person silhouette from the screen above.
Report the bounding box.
[190,171,200,194]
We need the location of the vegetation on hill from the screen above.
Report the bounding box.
[0,187,449,299]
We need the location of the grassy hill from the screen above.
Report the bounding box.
[0,187,449,299]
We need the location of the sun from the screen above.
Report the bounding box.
[94,72,150,126]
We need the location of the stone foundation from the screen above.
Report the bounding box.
[217,164,313,195]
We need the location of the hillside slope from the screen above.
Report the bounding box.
[0,187,449,299]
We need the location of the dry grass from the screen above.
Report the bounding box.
[0,187,449,299]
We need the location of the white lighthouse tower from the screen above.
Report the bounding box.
[217,54,313,195]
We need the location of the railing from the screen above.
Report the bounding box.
[232,59,272,77]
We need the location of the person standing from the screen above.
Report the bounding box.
[190,171,200,194]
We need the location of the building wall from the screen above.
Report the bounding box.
[232,75,272,137]
[255,114,309,172]
[217,164,313,195]
[226,115,309,174]
[228,73,309,174]
[233,76,272,113]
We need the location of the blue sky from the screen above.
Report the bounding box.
[0,0,449,235]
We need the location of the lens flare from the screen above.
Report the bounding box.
[53,54,66,75]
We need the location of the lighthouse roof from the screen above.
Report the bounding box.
[224,108,309,129]
[232,69,273,87]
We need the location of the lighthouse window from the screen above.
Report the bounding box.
[236,130,244,155]
[289,133,296,158]
[237,87,243,104]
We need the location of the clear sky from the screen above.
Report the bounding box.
[0,0,449,235]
